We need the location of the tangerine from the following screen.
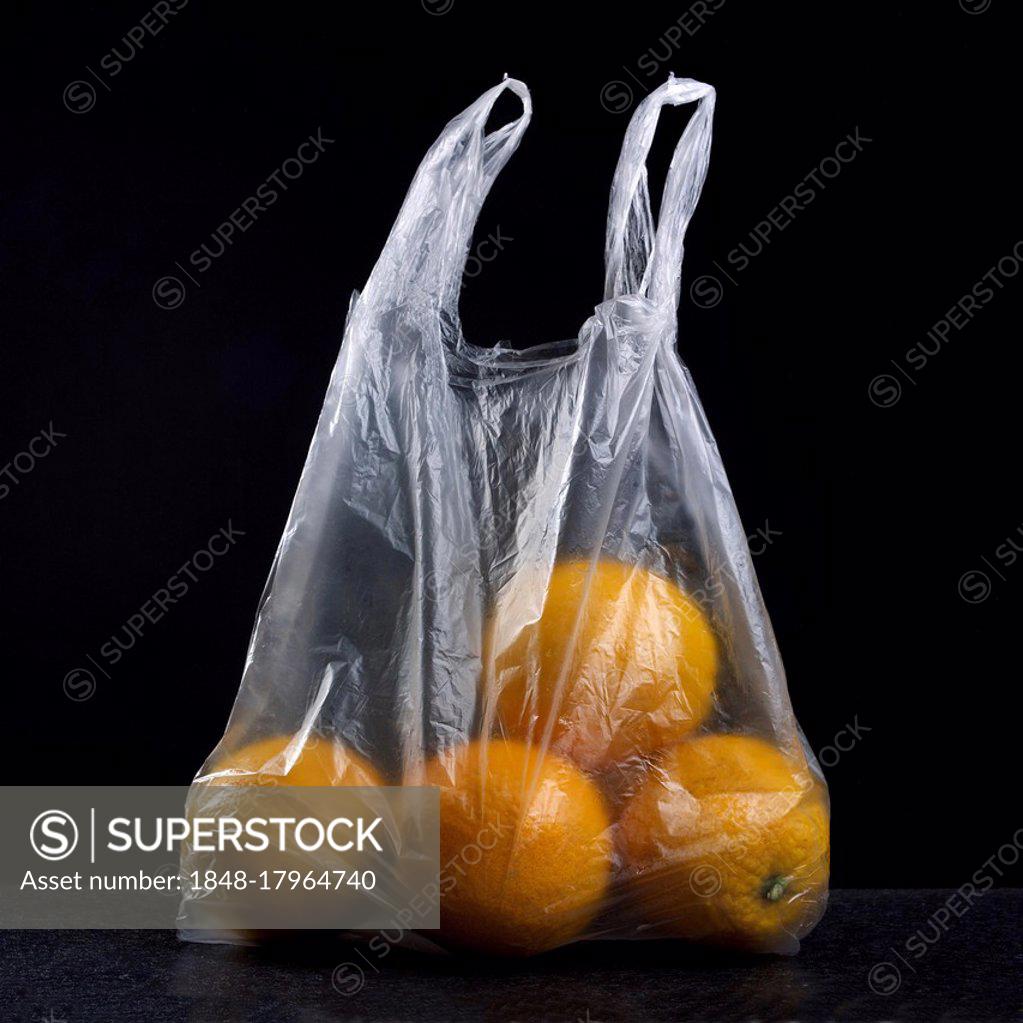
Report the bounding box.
[618,734,829,949]
[486,559,718,771]
[424,738,611,955]
[204,734,383,787]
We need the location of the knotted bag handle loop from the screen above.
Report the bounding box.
[364,78,532,319]
[604,75,715,308]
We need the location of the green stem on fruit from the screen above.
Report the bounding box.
[762,875,792,902]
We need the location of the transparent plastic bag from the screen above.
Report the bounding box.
[183,74,829,955]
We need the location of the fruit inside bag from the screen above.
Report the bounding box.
[182,74,829,955]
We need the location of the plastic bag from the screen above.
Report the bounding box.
[184,74,829,955]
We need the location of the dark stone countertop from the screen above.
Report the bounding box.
[2,890,1020,1022]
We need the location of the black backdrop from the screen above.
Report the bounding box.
[2,2,1019,889]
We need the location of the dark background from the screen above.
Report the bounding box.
[1,1,1018,892]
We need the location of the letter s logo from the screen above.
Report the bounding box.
[30,810,79,861]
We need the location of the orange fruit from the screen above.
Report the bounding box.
[424,738,612,955]
[188,736,385,935]
[485,559,718,772]
[618,734,829,950]
[203,734,384,787]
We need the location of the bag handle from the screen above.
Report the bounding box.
[364,78,532,318]
[604,75,715,307]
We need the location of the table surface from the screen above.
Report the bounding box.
[2,890,1020,1022]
